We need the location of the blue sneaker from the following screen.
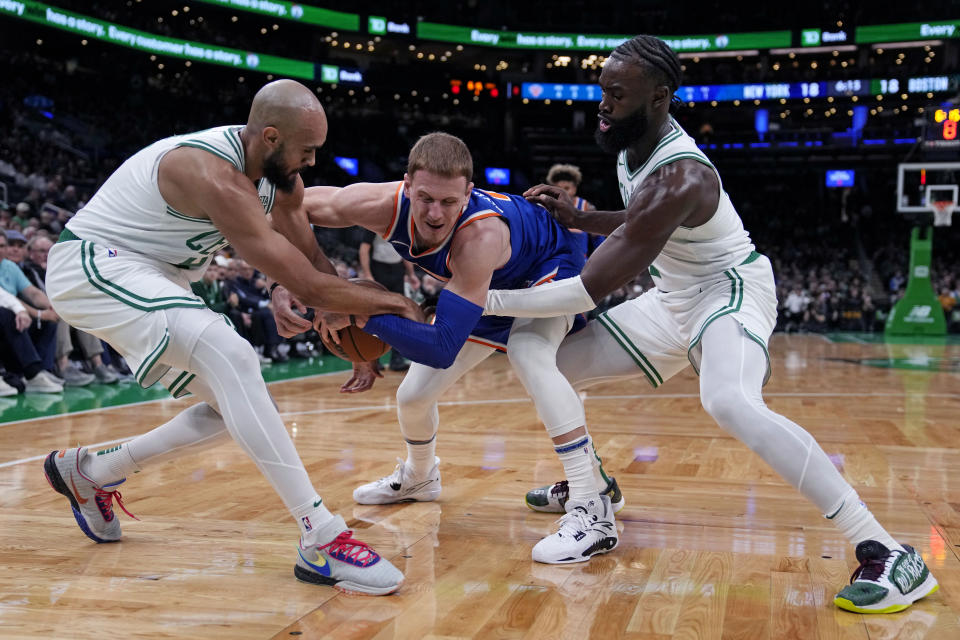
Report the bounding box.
[43,448,135,543]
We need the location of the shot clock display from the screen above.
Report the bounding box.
[926,107,960,148]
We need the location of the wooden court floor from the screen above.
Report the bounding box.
[0,334,958,639]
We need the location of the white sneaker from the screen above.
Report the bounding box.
[531,494,618,564]
[26,370,64,393]
[0,377,17,397]
[353,457,441,505]
[295,514,404,596]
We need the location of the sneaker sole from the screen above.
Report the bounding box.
[42,451,117,544]
[354,495,440,505]
[294,565,402,596]
[524,495,626,514]
[834,577,940,614]
[532,536,620,564]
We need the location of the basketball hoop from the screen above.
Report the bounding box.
[932,200,955,227]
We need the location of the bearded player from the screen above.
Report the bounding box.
[483,35,938,613]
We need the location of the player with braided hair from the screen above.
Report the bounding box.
[484,35,939,613]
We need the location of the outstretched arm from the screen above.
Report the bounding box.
[486,160,718,317]
[159,149,419,319]
[363,219,509,369]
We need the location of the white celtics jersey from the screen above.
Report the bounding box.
[66,125,277,278]
[617,117,755,291]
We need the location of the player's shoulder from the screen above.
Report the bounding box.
[451,213,509,254]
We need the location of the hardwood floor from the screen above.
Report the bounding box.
[0,334,957,639]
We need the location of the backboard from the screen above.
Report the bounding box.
[897,162,960,213]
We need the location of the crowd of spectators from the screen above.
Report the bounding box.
[3,36,960,398]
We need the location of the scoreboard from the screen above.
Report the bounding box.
[926,106,960,148]
[521,75,958,103]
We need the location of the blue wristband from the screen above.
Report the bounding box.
[365,289,483,369]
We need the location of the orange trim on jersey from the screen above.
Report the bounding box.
[381,183,404,240]
[479,189,511,201]
[532,267,559,287]
[407,203,462,258]
[467,337,507,352]
[417,264,450,283]
[456,211,502,231]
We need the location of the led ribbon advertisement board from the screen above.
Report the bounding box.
[856,20,960,44]
[190,0,358,31]
[417,22,790,52]
[0,0,318,80]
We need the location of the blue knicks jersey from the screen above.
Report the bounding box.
[568,197,606,258]
[382,185,585,350]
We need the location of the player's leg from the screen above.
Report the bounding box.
[46,300,402,594]
[353,341,495,504]
[76,372,231,488]
[525,295,689,515]
[180,314,403,594]
[698,316,937,613]
[507,314,619,563]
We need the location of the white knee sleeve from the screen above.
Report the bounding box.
[507,316,585,437]
[396,341,494,443]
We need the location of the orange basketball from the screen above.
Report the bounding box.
[320,279,392,363]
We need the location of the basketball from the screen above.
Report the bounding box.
[320,279,392,363]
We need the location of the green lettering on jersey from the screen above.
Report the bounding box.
[177,229,229,269]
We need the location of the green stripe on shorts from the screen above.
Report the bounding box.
[597,312,662,388]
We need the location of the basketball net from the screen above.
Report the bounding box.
[932,200,954,227]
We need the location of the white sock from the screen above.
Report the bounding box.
[405,433,437,476]
[826,489,904,552]
[589,439,611,492]
[82,402,231,487]
[81,443,139,487]
[555,435,598,504]
[294,496,336,542]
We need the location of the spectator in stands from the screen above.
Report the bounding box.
[0,202,11,229]
[224,257,287,363]
[837,286,866,331]
[889,270,905,293]
[0,232,62,392]
[5,228,27,266]
[12,202,30,229]
[783,285,809,333]
[22,234,117,385]
[191,263,229,314]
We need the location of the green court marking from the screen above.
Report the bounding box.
[824,332,960,345]
[0,356,371,424]
[825,356,960,373]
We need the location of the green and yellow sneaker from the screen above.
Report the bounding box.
[525,477,625,514]
[834,540,939,613]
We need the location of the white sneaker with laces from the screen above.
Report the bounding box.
[531,494,618,564]
[295,514,404,596]
[353,457,441,504]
